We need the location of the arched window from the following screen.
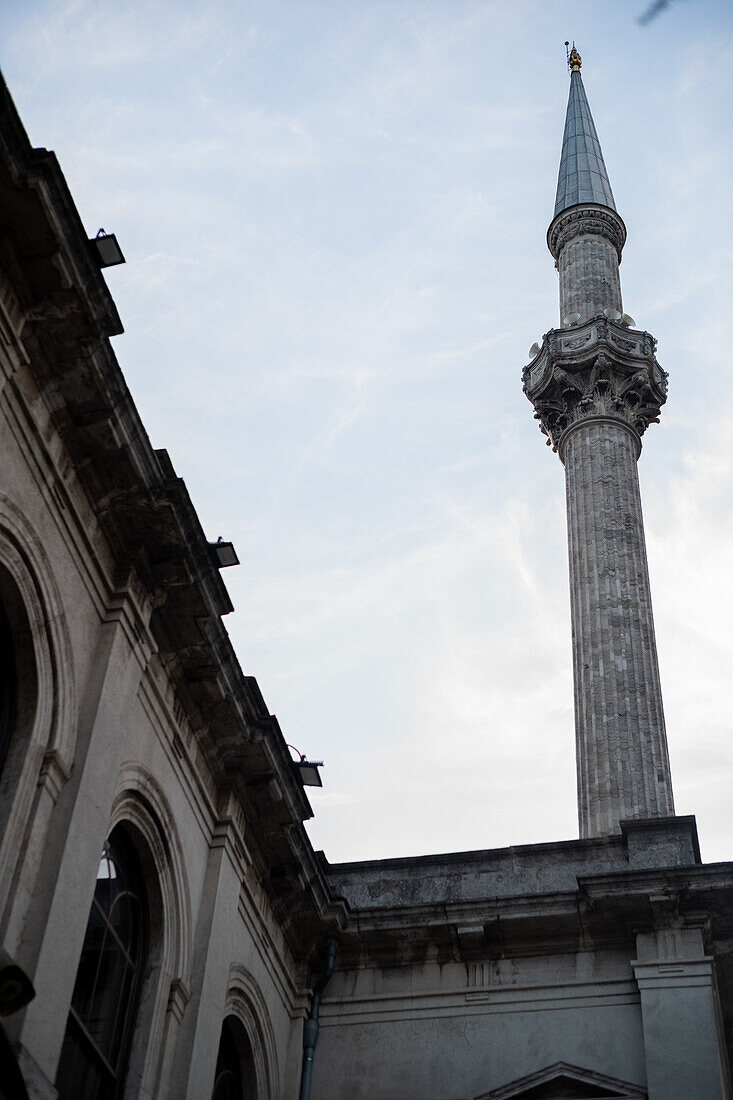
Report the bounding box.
[211,1016,257,1100]
[0,599,17,777]
[55,828,148,1100]
[0,561,37,791]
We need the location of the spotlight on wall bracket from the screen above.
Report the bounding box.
[208,538,240,568]
[89,228,126,268]
[294,759,324,787]
[287,745,324,787]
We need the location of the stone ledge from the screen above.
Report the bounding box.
[325,816,702,911]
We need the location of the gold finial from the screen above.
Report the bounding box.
[569,43,582,72]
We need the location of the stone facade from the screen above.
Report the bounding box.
[313,819,733,1100]
[0,71,345,1100]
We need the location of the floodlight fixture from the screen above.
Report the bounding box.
[294,759,324,787]
[287,744,324,787]
[89,228,125,268]
[209,538,240,568]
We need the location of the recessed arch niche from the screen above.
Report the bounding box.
[222,965,280,1100]
[211,1015,258,1099]
[0,560,37,783]
[0,497,76,910]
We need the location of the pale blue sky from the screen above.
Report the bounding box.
[2,0,732,862]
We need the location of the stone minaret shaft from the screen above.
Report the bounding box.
[523,47,674,838]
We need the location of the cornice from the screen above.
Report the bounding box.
[547,203,627,262]
[327,862,733,969]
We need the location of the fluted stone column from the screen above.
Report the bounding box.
[561,416,673,836]
[523,318,674,837]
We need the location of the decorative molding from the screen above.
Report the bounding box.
[0,269,26,341]
[21,295,87,332]
[478,1060,646,1099]
[110,765,194,985]
[101,578,156,673]
[466,962,491,989]
[37,748,71,804]
[631,957,714,992]
[225,963,281,1100]
[167,978,191,1025]
[0,494,77,761]
[455,925,486,952]
[108,770,195,1097]
[522,318,667,455]
[547,203,627,262]
[0,496,78,918]
[211,810,252,873]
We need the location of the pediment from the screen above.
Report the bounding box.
[475,1062,646,1100]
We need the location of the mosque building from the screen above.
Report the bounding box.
[0,46,731,1100]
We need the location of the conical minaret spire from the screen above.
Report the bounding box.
[523,48,675,838]
[547,47,627,326]
[554,48,616,217]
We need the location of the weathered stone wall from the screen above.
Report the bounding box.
[313,951,647,1100]
[562,418,673,837]
[313,936,731,1100]
[317,822,732,1100]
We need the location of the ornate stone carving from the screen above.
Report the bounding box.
[610,332,637,352]
[522,317,667,453]
[547,203,627,262]
[565,333,592,350]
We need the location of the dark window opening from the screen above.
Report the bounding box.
[212,1018,244,1100]
[55,828,149,1100]
[211,1016,257,1100]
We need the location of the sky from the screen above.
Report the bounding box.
[1,0,732,864]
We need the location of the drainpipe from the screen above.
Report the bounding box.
[298,940,337,1100]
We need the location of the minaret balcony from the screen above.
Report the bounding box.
[522,315,668,456]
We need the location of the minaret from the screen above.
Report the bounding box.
[523,46,674,838]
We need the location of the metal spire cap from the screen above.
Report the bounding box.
[553,55,616,218]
